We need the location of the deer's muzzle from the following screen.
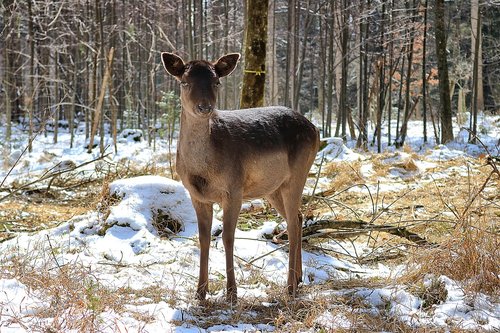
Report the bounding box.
[197,104,214,114]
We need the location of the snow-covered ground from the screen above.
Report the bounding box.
[1,113,499,332]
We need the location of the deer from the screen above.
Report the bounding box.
[160,52,320,302]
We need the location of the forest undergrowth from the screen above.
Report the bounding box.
[0,145,499,332]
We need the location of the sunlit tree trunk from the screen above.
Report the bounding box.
[240,0,268,108]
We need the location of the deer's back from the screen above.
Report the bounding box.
[210,106,319,161]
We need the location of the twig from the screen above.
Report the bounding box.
[304,243,360,260]
[96,261,128,268]
[46,234,63,271]
[460,170,495,220]
[247,243,289,265]
[305,153,325,211]
[0,131,41,188]
[430,174,460,220]
[461,127,500,176]
[369,185,415,224]
[234,254,262,268]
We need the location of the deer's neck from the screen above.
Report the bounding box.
[179,109,212,141]
[177,109,214,170]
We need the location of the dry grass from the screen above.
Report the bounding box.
[403,158,500,296]
[323,160,364,191]
[1,148,498,331]
[407,224,499,296]
[182,279,475,332]
[370,151,420,178]
[0,200,89,230]
[315,150,499,300]
[1,243,129,331]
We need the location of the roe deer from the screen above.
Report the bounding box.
[161,52,320,302]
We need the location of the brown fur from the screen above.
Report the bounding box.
[161,52,320,302]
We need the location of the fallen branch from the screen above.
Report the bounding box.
[266,219,433,246]
[0,153,111,203]
[305,219,432,246]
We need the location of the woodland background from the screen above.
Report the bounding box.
[1,2,499,331]
[1,0,499,153]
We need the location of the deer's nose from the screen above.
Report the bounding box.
[197,104,213,114]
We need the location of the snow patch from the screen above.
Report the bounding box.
[319,137,362,162]
[106,175,197,236]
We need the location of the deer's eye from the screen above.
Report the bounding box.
[181,82,190,88]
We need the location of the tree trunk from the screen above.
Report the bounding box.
[396,0,416,148]
[240,0,268,109]
[3,1,13,145]
[387,0,395,146]
[356,0,368,149]
[284,0,296,108]
[422,0,428,143]
[394,48,405,145]
[376,1,386,152]
[339,0,349,141]
[434,0,454,143]
[318,5,326,136]
[88,48,115,153]
[291,0,300,111]
[27,0,35,152]
[293,0,313,113]
[470,0,482,143]
[54,51,59,144]
[265,0,275,105]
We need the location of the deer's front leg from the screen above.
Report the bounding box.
[192,199,213,301]
[221,194,242,303]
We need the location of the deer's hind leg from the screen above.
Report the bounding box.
[266,191,302,282]
[267,184,304,297]
[265,191,287,219]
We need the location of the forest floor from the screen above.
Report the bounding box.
[0,114,499,332]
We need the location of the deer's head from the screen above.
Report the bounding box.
[161,52,240,116]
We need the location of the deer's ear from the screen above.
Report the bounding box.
[214,53,240,78]
[161,52,185,79]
